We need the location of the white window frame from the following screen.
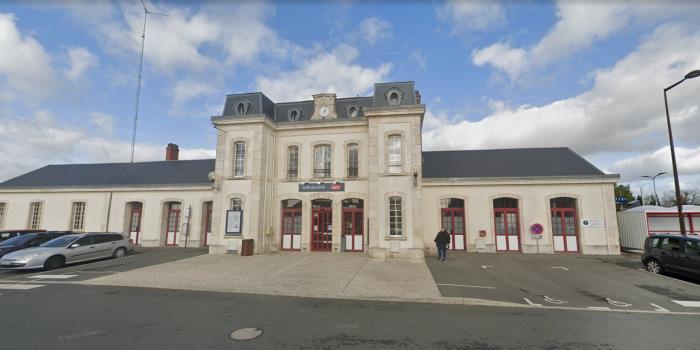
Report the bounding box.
[230,198,243,210]
[232,141,246,177]
[313,144,332,178]
[0,202,6,229]
[388,134,402,174]
[389,196,403,236]
[287,145,299,180]
[347,143,359,178]
[27,201,43,230]
[70,201,86,231]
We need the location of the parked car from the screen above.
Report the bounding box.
[0,232,134,270]
[0,229,46,243]
[0,231,73,258]
[642,234,700,278]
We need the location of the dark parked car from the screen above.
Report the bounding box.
[0,231,74,259]
[642,234,700,278]
[0,229,46,242]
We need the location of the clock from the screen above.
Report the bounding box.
[319,106,330,118]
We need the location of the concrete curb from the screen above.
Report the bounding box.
[78,280,700,316]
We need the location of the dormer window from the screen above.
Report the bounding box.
[386,88,403,106]
[347,105,359,118]
[287,108,302,121]
[236,100,251,115]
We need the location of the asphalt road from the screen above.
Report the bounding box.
[0,247,207,282]
[0,283,699,350]
[426,252,700,313]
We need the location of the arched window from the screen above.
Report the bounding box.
[232,142,246,177]
[230,198,243,210]
[389,196,402,236]
[387,135,402,173]
[287,146,299,179]
[347,143,359,178]
[27,201,43,229]
[314,144,332,178]
[70,202,86,231]
[550,197,579,252]
[493,197,519,251]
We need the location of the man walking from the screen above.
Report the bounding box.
[434,227,450,261]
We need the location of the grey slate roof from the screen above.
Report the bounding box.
[0,159,215,189]
[422,148,608,179]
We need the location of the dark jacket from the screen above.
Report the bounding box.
[434,230,451,248]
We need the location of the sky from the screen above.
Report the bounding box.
[1,0,699,199]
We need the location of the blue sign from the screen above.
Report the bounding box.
[616,197,628,204]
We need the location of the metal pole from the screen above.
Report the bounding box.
[652,176,659,206]
[130,8,148,163]
[663,86,687,235]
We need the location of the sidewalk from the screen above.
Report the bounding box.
[80,252,442,300]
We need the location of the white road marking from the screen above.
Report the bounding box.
[481,265,494,269]
[606,298,632,307]
[544,296,567,305]
[671,300,700,308]
[650,303,670,312]
[550,266,569,271]
[587,306,611,310]
[27,274,78,279]
[436,283,495,289]
[0,284,44,290]
[523,298,543,306]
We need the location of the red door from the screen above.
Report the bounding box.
[281,207,302,251]
[342,208,363,252]
[552,208,579,252]
[128,203,142,245]
[166,203,181,246]
[441,208,466,251]
[311,207,332,251]
[494,208,520,252]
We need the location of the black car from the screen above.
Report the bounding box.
[0,229,46,243]
[642,234,700,278]
[0,231,74,258]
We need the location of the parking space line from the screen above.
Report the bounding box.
[549,266,569,271]
[606,298,632,307]
[650,303,670,312]
[544,296,567,305]
[0,284,44,290]
[523,298,542,306]
[587,306,611,310]
[480,265,494,269]
[671,300,700,308]
[436,283,495,289]
[27,274,78,279]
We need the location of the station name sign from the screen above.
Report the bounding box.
[299,182,345,192]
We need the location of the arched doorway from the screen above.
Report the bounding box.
[311,199,332,251]
[441,198,466,251]
[281,199,302,251]
[494,197,520,252]
[342,199,364,252]
[551,197,579,252]
[164,201,181,246]
[126,202,143,245]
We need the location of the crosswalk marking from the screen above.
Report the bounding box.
[0,284,44,290]
[27,274,78,280]
[671,300,700,308]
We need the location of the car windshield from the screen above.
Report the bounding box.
[0,233,38,247]
[40,235,79,248]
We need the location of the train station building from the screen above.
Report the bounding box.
[0,81,622,257]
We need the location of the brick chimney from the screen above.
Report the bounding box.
[165,143,179,161]
[415,90,421,104]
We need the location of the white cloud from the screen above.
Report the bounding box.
[0,110,214,182]
[169,79,217,107]
[424,24,700,178]
[356,16,392,46]
[437,0,504,32]
[63,47,98,81]
[0,13,58,101]
[472,1,696,80]
[608,146,700,182]
[255,44,392,102]
[90,112,115,134]
[409,49,427,70]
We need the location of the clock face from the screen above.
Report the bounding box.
[319,106,330,117]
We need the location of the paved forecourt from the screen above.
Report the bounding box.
[427,252,700,313]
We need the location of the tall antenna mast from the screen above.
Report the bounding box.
[130,0,167,162]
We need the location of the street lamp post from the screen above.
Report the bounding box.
[641,172,666,205]
[663,69,700,236]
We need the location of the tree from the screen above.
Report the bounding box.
[614,185,635,203]
[659,187,699,206]
[643,194,658,206]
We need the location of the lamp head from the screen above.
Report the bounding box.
[685,70,700,79]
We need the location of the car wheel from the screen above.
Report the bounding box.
[44,256,65,270]
[113,247,127,259]
[646,259,663,274]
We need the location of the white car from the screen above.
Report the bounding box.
[0,232,134,270]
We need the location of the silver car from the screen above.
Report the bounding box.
[0,232,134,270]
